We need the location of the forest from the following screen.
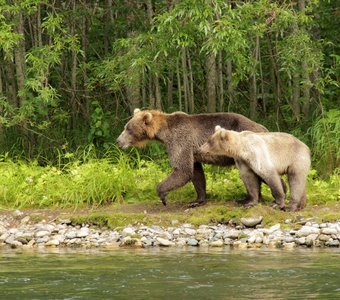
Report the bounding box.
[0,0,339,208]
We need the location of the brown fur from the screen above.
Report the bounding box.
[117,109,268,206]
[200,127,311,211]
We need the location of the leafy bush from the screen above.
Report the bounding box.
[308,109,340,177]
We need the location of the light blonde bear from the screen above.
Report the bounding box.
[200,126,311,211]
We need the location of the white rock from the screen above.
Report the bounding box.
[77,228,90,238]
[269,224,281,232]
[156,237,171,247]
[321,228,337,235]
[210,240,224,247]
[184,228,197,236]
[240,216,263,227]
[296,226,320,237]
[224,229,240,239]
[35,230,50,238]
[122,227,135,236]
[46,239,60,246]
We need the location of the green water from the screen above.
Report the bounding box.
[0,248,339,299]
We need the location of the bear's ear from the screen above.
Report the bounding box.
[219,129,228,141]
[143,112,153,125]
[215,125,222,132]
[134,108,141,115]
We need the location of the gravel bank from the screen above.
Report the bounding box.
[1,210,339,250]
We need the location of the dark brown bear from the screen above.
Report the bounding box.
[116,108,268,206]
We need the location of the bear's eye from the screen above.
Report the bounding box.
[126,125,133,133]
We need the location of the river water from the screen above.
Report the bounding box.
[0,248,339,299]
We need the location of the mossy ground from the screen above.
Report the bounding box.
[2,200,339,230]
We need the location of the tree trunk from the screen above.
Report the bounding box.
[37,4,42,47]
[258,41,266,115]
[291,72,301,120]
[268,33,281,129]
[206,53,217,113]
[4,60,17,108]
[187,49,194,113]
[154,76,162,110]
[104,0,113,55]
[176,58,182,111]
[298,0,311,117]
[249,35,259,120]
[226,60,233,111]
[14,10,26,106]
[167,70,173,109]
[181,47,189,112]
[70,0,78,128]
[146,0,162,110]
[81,2,90,120]
[217,51,224,112]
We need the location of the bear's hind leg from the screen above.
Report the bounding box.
[189,163,207,207]
[286,170,308,212]
[235,160,261,208]
[263,175,286,210]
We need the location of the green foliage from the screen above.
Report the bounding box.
[88,101,111,146]
[0,0,339,177]
[308,109,340,176]
[0,149,338,209]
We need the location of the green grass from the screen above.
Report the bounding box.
[0,148,338,210]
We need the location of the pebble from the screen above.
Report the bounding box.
[156,237,172,247]
[187,238,199,246]
[0,215,339,250]
[240,217,263,227]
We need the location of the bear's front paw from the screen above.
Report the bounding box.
[271,203,285,210]
[284,204,299,212]
[157,189,167,206]
[187,200,206,208]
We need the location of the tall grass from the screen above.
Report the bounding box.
[0,145,164,208]
[0,142,339,208]
[308,109,340,177]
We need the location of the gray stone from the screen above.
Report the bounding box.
[187,239,199,246]
[240,217,263,227]
[318,234,330,242]
[306,234,318,246]
[223,229,240,239]
[321,228,337,235]
[46,239,60,246]
[65,231,77,239]
[77,227,90,238]
[13,210,23,217]
[296,226,320,237]
[210,240,223,247]
[184,228,197,236]
[157,237,171,247]
[269,224,281,232]
[326,239,340,247]
[20,216,30,224]
[296,237,306,245]
[35,230,50,238]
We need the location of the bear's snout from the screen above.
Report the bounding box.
[116,133,129,149]
[199,144,210,155]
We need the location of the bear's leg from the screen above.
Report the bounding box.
[188,162,207,207]
[263,175,286,210]
[235,160,261,208]
[286,170,308,212]
[157,169,192,206]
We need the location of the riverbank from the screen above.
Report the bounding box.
[1,202,340,250]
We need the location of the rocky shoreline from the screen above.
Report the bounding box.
[1,211,340,250]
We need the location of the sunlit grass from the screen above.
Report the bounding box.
[0,147,338,209]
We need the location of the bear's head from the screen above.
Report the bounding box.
[116,108,166,149]
[200,125,237,157]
